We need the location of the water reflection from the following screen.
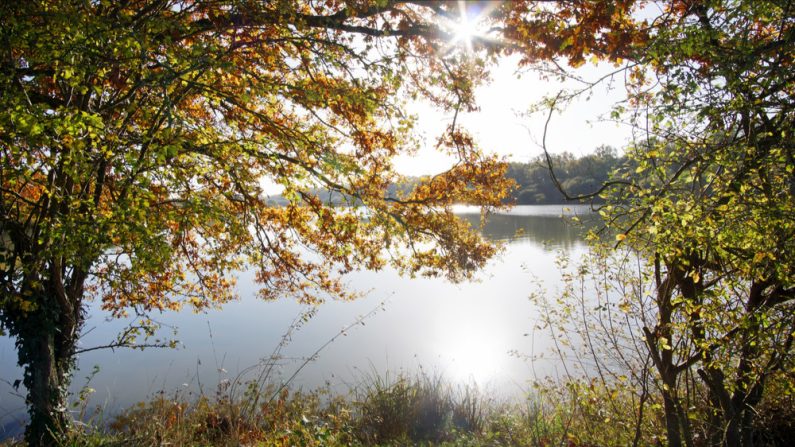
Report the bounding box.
[459,208,597,248]
[0,205,597,435]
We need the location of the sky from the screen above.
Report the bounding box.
[391,0,644,177]
[393,55,634,177]
[260,4,640,194]
[260,55,634,195]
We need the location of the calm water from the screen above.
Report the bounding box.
[0,205,596,433]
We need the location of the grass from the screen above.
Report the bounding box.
[0,370,587,447]
[351,370,485,444]
[5,369,791,446]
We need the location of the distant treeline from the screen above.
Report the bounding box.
[506,145,623,204]
[267,146,623,206]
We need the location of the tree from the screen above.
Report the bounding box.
[0,1,514,444]
[504,1,794,446]
[505,148,622,205]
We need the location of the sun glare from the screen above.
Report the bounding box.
[453,12,478,48]
[440,329,504,385]
[446,1,497,53]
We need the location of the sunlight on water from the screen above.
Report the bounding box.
[0,205,596,431]
[441,330,504,385]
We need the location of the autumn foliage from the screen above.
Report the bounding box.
[0,1,515,444]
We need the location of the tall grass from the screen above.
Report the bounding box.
[4,367,790,446]
[0,369,582,447]
[352,370,487,444]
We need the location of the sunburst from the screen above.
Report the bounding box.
[445,1,499,53]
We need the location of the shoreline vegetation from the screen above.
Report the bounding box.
[1,369,791,446]
[2,265,793,447]
[266,148,624,207]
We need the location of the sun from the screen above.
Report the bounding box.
[445,1,498,53]
[452,10,479,49]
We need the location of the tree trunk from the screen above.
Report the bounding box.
[724,413,742,447]
[739,407,756,447]
[21,329,70,446]
[15,288,79,447]
[662,390,682,447]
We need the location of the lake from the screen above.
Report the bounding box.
[0,204,596,435]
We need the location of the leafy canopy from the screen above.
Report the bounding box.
[0,0,512,326]
[503,1,794,445]
[0,2,519,442]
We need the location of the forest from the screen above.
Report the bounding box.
[269,148,622,206]
[506,146,622,204]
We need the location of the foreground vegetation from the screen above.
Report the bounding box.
[1,370,792,446]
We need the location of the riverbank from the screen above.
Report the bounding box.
[0,371,618,446]
[2,369,792,446]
